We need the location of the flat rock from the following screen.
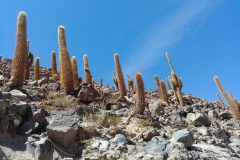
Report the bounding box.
[143,137,170,154]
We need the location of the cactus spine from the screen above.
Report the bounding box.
[159,80,169,105]
[154,75,161,98]
[214,76,240,120]
[9,12,28,90]
[58,26,74,95]
[71,56,79,89]
[114,53,126,96]
[34,57,40,80]
[51,51,57,79]
[83,54,92,84]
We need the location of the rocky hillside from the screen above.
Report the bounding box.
[0,58,240,160]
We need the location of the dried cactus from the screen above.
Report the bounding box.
[154,74,161,98]
[159,80,169,105]
[51,51,57,79]
[8,12,28,90]
[71,56,79,89]
[126,74,134,92]
[216,93,226,109]
[166,77,171,90]
[83,54,92,84]
[58,26,74,95]
[34,57,40,80]
[112,71,119,90]
[214,76,240,120]
[127,72,145,122]
[114,53,126,96]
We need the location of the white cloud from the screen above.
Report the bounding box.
[124,0,222,76]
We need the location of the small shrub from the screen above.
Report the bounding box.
[139,117,152,126]
[109,115,121,126]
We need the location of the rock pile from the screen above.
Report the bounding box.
[0,58,240,160]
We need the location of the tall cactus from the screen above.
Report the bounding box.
[127,72,145,122]
[126,74,134,92]
[51,51,57,79]
[58,26,74,95]
[34,57,40,80]
[71,56,79,89]
[8,12,28,90]
[24,40,34,80]
[154,75,161,98]
[114,53,126,96]
[83,54,92,84]
[159,80,169,105]
[214,76,240,120]
[216,93,226,109]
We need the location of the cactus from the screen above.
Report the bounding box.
[166,77,171,90]
[34,57,40,80]
[127,72,145,122]
[71,56,79,89]
[99,75,103,87]
[51,51,57,79]
[7,12,28,90]
[159,80,169,105]
[214,76,240,120]
[83,54,92,84]
[216,93,226,109]
[166,52,184,106]
[52,73,58,81]
[92,77,94,87]
[78,77,82,84]
[154,74,161,98]
[126,74,134,92]
[58,26,74,95]
[112,71,119,90]
[24,40,34,80]
[114,53,126,96]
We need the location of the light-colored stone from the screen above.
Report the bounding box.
[9,89,27,101]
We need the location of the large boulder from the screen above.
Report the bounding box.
[46,109,79,149]
[170,129,195,147]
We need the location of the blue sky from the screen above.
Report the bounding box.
[0,0,239,102]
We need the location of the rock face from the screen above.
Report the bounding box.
[170,129,195,147]
[46,109,79,149]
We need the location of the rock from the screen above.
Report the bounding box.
[9,89,27,101]
[17,122,40,135]
[107,91,120,100]
[46,109,79,149]
[0,119,16,138]
[208,110,218,119]
[45,82,60,91]
[197,127,210,136]
[149,101,165,116]
[170,129,194,147]
[75,83,100,102]
[143,129,160,141]
[114,134,132,145]
[10,101,31,120]
[0,99,10,118]
[186,113,211,127]
[219,110,233,119]
[28,108,48,127]
[26,137,51,159]
[143,137,170,154]
[76,104,100,116]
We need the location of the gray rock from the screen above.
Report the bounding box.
[26,137,51,160]
[28,108,48,127]
[114,134,132,145]
[186,113,211,127]
[170,129,194,147]
[0,119,16,138]
[9,89,27,101]
[143,129,160,141]
[45,83,60,91]
[75,83,100,102]
[149,101,165,117]
[219,110,233,119]
[17,122,40,135]
[46,109,79,149]
[143,137,170,154]
[0,99,10,118]
[208,110,218,119]
[10,101,31,120]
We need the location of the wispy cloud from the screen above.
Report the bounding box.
[124,0,223,75]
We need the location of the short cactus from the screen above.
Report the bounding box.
[99,75,103,87]
[51,51,57,79]
[8,12,28,90]
[58,26,74,95]
[159,80,169,105]
[214,76,240,120]
[24,40,34,80]
[71,56,79,89]
[114,53,126,96]
[83,54,92,84]
[34,57,40,80]
[112,71,119,90]
[52,73,58,81]
[166,77,171,90]
[154,75,161,98]
[216,93,226,109]
[126,74,134,92]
